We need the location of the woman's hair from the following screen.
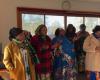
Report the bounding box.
[80,24,86,31]
[92,25,100,33]
[35,24,47,35]
[65,24,76,41]
[55,28,64,36]
[66,24,76,33]
[55,28,60,36]
[9,27,23,41]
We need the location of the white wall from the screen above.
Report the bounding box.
[0,0,100,50]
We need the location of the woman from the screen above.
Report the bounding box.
[53,26,77,80]
[76,24,89,73]
[3,27,36,80]
[52,28,65,80]
[63,24,77,80]
[83,25,100,80]
[30,24,52,80]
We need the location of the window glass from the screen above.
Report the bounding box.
[22,14,100,35]
[22,14,44,35]
[45,15,64,36]
[85,17,100,33]
[67,16,83,32]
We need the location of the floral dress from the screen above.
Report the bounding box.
[52,36,77,80]
[62,37,77,80]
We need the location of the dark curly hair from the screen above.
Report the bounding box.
[92,25,100,33]
[80,24,86,31]
[9,27,23,41]
[55,28,61,36]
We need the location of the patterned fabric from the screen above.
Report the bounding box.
[62,37,77,80]
[30,35,52,75]
[13,39,31,80]
[63,65,77,80]
[52,36,77,80]
[20,48,31,80]
[24,37,40,64]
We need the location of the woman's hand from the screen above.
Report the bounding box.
[52,42,61,49]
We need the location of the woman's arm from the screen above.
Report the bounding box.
[83,35,96,53]
[3,46,14,71]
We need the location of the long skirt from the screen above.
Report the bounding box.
[54,55,77,80]
[53,55,64,80]
[63,65,77,80]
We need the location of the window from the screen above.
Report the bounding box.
[17,7,100,35]
[67,16,83,32]
[22,14,44,35]
[85,17,100,33]
[45,15,64,35]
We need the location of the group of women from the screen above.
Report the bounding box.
[3,24,100,80]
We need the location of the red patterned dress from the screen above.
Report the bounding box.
[30,35,52,75]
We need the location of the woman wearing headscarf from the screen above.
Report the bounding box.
[30,24,52,80]
[83,25,100,80]
[3,27,36,80]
